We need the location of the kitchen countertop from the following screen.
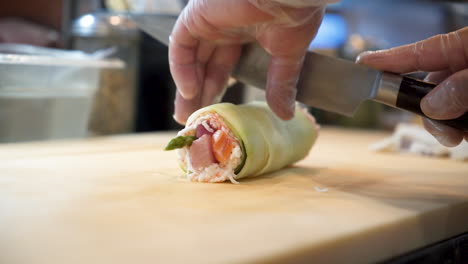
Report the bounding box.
[1,128,467,264]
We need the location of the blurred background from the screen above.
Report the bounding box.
[0,0,466,143]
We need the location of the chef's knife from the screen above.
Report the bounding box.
[132,14,468,131]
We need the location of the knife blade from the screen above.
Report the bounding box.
[231,44,381,117]
[132,14,468,131]
[131,13,175,46]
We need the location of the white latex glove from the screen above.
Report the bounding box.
[357,27,468,147]
[169,0,339,124]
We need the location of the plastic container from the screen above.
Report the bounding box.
[0,44,123,143]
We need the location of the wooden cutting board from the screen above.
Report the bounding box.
[1,128,467,264]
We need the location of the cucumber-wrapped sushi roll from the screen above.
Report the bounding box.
[165,102,319,183]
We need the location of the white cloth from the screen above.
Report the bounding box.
[370,124,468,161]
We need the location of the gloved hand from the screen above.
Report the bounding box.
[357,27,468,147]
[170,0,339,124]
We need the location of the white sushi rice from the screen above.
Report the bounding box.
[201,120,214,133]
[176,112,243,183]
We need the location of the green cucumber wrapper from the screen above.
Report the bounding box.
[185,101,319,180]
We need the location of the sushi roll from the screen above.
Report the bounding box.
[165,101,319,183]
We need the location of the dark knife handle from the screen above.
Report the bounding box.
[396,76,468,131]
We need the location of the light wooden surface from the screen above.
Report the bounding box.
[0,128,467,264]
